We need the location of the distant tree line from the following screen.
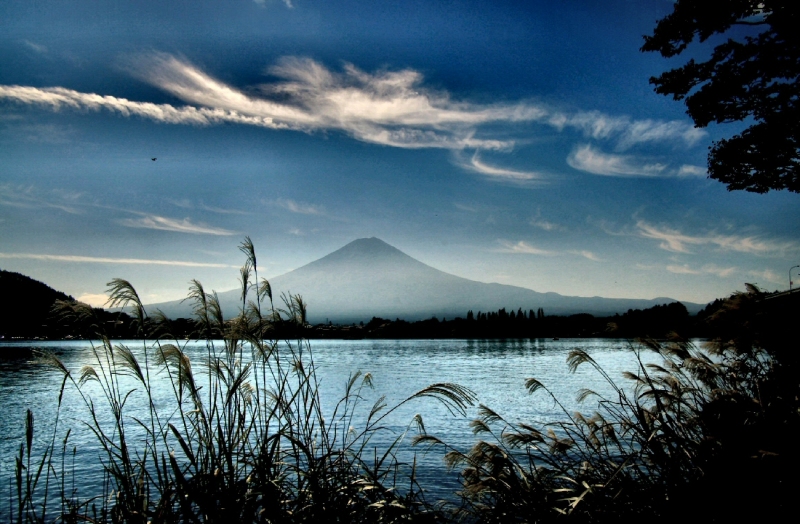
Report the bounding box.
[309,300,725,340]
[0,268,752,342]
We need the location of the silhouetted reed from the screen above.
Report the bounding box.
[418,289,796,522]
[9,238,475,523]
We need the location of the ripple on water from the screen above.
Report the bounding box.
[0,338,668,504]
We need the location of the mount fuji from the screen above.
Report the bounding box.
[145,237,704,322]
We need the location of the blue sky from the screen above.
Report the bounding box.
[1,0,798,308]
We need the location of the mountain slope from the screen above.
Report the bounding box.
[0,269,74,337]
[146,237,705,322]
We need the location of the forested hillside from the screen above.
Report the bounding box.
[0,270,75,339]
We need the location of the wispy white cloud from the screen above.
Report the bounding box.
[549,111,627,140]
[666,263,736,277]
[167,198,193,209]
[166,198,251,215]
[1,53,704,160]
[459,152,545,182]
[703,264,737,278]
[0,186,246,235]
[454,202,478,213]
[568,145,711,178]
[276,198,325,215]
[497,240,602,261]
[22,40,47,54]
[666,264,701,275]
[0,252,238,268]
[710,236,793,255]
[119,215,237,235]
[253,0,294,8]
[550,112,704,149]
[637,222,700,254]
[529,210,564,231]
[567,144,667,177]
[128,54,540,150]
[199,204,251,215]
[0,85,287,128]
[569,250,602,262]
[615,119,705,150]
[530,218,561,231]
[589,217,627,237]
[748,269,783,285]
[677,164,706,177]
[636,220,797,256]
[1,122,75,144]
[497,240,557,255]
[0,184,84,214]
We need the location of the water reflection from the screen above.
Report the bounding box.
[0,338,668,506]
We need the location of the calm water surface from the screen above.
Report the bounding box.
[0,338,671,509]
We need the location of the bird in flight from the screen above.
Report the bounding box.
[151,158,157,161]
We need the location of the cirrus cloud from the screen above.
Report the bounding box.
[1,53,706,163]
[276,198,325,215]
[529,209,565,231]
[636,220,798,256]
[0,252,238,268]
[496,240,557,255]
[567,144,667,177]
[569,250,602,262]
[0,85,286,128]
[677,165,707,177]
[119,214,237,235]
[458,152,546,182]
[496,241,600,261]
[0,183,84,214]
[748,269,783,285]
[666,263,736,277]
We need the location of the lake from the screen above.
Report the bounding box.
[0,337,670,514]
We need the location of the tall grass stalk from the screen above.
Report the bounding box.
[416,329,786,523]
[10,239,475,523]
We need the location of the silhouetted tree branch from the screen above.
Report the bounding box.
[642,0,800,193]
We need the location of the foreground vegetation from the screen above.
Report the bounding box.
[7,241,799,522]
[10,239,476,523]
[419,290,799,522]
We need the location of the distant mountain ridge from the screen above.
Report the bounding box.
[146,237,706,322]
